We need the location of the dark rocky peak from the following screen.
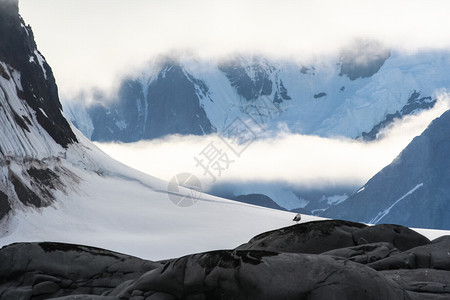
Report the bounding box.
[0,0,77,147]
[324,110,450,229]
[87,59,215,142]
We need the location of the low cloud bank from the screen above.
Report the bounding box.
[96,93,450,190]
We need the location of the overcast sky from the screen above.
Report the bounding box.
[19,0,450,96]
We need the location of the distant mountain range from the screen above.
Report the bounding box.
[64,44,448,142]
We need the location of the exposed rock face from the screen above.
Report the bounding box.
[1,220,449,299]
[323,110,450,230]
[0,0,77,148]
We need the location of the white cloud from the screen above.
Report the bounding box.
[19,0,450,95]
[95,92,450,190]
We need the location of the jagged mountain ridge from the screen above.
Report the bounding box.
[0,0,76,149]
[64,46,450,142]
[323,109,450,229]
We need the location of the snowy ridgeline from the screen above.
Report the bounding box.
[64,49,449,142]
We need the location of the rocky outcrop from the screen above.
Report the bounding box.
[0,0,80,219]
[1,220,449,299]
[0,242,162,299]
[236,220,429,253]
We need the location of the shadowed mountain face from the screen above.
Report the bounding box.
[323,110,450,230]
[1,220,449,299]
[88,64,215,142]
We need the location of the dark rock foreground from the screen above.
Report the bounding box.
[1,220,450,299]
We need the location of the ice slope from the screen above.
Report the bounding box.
[0,127,315,260]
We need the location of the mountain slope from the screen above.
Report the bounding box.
[323,109,450,229]
[0,0,81,220]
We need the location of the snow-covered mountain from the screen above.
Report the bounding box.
[63,43,449,142]
[0,0,305,260]
[323,109,450,230]
[0,0,78,219]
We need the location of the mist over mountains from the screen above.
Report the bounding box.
[64,45,448,144]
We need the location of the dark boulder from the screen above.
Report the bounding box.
[236,220,429,255]
[0,242,161,299]
[236,220,366,254]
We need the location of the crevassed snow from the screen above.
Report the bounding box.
[369,183,424,224]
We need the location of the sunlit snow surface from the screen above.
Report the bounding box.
[0,129,318,260]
